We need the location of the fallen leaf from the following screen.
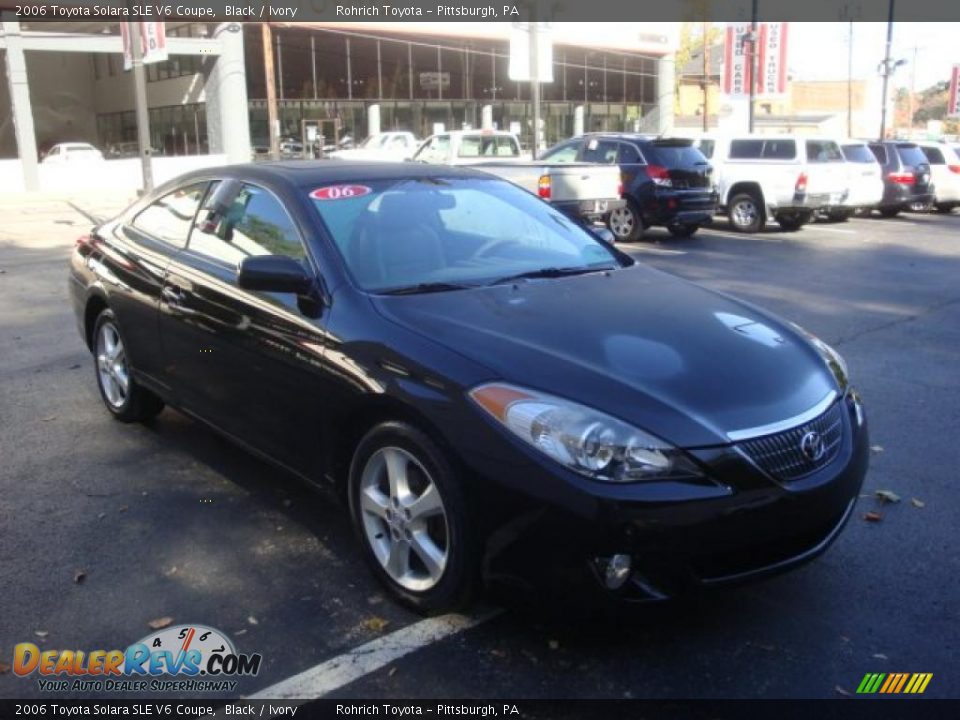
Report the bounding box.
[69,364,81,370]
[387,667,398,677]
[367,595,383,606]
[147,617,173,630]
[97,513,106,521]
[872,653,888,660]
[164,566,178,577]
[234,629,248,636]
[0,662,9,674]
[548,639,560,651]
[835,685,851,697]
[870,445,884,454]
[359,616,389,633]
[247,616,259,626]
[911,498,925,508]
[875,490,901,504]
[864,511,884,522]
[41,415,57,422]
[35,631,49,638]
[73,570,87,584]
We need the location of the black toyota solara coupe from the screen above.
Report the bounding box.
[69,161,868,612]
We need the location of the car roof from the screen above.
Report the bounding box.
[175,160,495,190]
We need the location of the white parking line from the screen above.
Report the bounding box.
[630,247,688,255]
[812,226,857,235]
[249,609,500,699]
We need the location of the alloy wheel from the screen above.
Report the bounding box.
[96,321,130,409]
[608,205,635,239]
[359,447,450,592]
[732,198,759,228]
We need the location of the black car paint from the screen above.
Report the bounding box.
[69,161,867,601]
[869,141,935,211]
[543,134,719,229]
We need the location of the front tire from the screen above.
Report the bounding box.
[607,199,644,242]
[776,211,812,232]
[92,309,164,423]
[825,209,852,222]
[348,421,479,613]
[728,193,765,233]
[935,203,956,214]
[879,207,900,218]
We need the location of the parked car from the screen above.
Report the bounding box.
[867,141,934,217]
[835,140,885,219]
[413,130,624,224]
[540,133,717,241]
[329,132,419,162]
[69,162,867,612]
[693,134,849,232]
[916,141,960,213]
[41,142,104,164]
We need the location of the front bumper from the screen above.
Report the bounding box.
[478,391,868,604]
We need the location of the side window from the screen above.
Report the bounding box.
[541,141,580,163]
[497,136,521,157]
[762,140,796,160]
[618,143,643,164]
[458,136,482,158]
[418,136,450,163]
[869,144,888,164]
[132,182,208,248]
[729,139,764,159]
[697,139,715,159]
[189,183,306,265]
[581,139,619,164]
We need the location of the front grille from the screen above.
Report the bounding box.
[737,401,844,482]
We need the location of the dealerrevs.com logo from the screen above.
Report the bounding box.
[13,625,262,693]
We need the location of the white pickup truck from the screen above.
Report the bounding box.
[692,134,850,232]
[412,130,624,223]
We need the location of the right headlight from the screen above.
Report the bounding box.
[469,383,705,483]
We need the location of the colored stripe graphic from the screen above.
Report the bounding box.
[856,672,932,694]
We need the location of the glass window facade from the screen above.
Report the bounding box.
[244,26,661,149]
[97,103,208,157]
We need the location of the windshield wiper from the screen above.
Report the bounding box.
[379,281,475,296]
[487,265,615,286]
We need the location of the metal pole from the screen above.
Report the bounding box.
[530,17,541,158]
[129,21,154,192]
[311,34,317,99]
[262,23,280,160]
[703,21,709,132]
[277,33,284,100]
[879,0,895,140]
[346,37,352,100]
[908,45,918,133]
[748,0,758,133]
[847,21,853,137]
[377,40,383,99]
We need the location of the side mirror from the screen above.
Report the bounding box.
[237,255,314,294]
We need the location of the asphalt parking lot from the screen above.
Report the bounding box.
[1,199,958,700]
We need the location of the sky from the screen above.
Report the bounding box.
[787,22,959,91]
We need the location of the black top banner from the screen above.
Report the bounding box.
[2,0,960,22]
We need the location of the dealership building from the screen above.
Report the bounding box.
[0,20,678,191]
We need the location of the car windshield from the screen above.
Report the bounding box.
[841,144,876,163]
[308,176,622,293]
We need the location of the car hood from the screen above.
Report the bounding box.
[371,264,839,448]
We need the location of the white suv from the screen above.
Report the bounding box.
[837,140,885,218]
[693,134,849,232]
[917,141,960,213]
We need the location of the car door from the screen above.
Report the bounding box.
[159,180,332,473]
[615,141,646,199]
[109,181,209,387]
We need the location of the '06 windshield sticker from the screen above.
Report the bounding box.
[310,185,372,201]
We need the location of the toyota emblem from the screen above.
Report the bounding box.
[800,431,826,462]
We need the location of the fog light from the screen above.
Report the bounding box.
[603,554,632,589]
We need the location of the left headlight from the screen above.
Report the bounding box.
[469,383,704,483]
[792,324,849,389]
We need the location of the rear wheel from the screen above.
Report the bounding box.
[825,209,852,222]
[728,193,764,233]
[92,309,164,423]
[348,421,479,613]
[879,207,900,218]
[667,223,699,238]
[607,200,644,242]
[909,200,932,212]
[935,203,956,214]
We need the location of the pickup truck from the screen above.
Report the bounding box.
[412,130,624,223]
[692,134,850,232]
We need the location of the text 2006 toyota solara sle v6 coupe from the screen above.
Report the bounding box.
[69,162,868,611]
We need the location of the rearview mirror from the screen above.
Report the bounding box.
[237,255,314,294]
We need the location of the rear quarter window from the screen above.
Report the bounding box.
[920,146,945,164]
[696,139,715,159]
[869,144,888,164]
[806,140,844,163]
